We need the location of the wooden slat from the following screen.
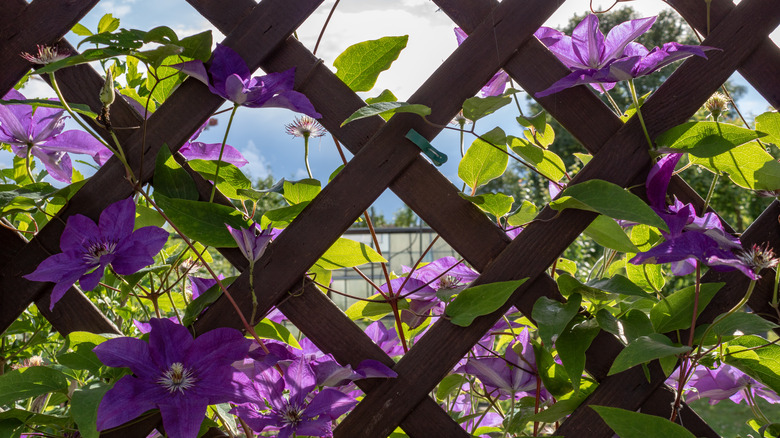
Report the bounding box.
[0,0,100,96]
[0,0,324,333]
[335,0,780,435]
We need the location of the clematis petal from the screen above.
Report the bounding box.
[111,226,168,275]
[96,376,161,432]
[93,337,157,377]
[179,141,248,167]
[98,198,135,242]
[158,397,209,438]
[59,214,100,252]
[172,60,210,86]
[305,387,357,420]
[533,27,563,47]
[247,90,322,118]
[293,419,333,437]
[78,261,110,292]
[603,16,656,63]
[187,327,250,373]
[481,70,509,97]
[224,74,248,104]
[0,89,34,141]
[286,356,317,406]
[39,130,110,165]
[23,252,88,309]
[148,318,193,366]
[571,14,606,69]
[29,106,66,144]
[631,42,716,78]
[209,44,251,88]
[646,153,682,210]
[32,148,72,183]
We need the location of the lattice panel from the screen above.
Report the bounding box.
[1,0,778,437]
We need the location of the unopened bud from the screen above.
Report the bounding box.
[99,69,115,107]
[704,92,729,121]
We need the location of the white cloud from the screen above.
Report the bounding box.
[99,0,135,19]
[240,140,270,181]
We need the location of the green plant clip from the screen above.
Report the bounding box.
[406,129,447,166]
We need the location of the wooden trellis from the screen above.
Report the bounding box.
[1,0,779,436]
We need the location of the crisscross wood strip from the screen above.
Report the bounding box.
[0,0,99,95]
[335,0,780,435]
[0,0,324,333]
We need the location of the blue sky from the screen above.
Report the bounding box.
[13,0,779,217]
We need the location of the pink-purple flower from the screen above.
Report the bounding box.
[225,223,276,263]
[535,14,716,97]
[0,89,110,182]
[23,198,168,309]
[178,120,248,167]
[94,318,251,438]
[174,44,321,117]
[670,363,780,406]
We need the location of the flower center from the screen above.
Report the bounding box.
[279,401,304,426]
[438,275,461,290]
[82,240,118,265]
[157,362,197,394]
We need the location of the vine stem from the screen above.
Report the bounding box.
[210,104,239,202]
[303,135,313,179]
[628,79,654,149]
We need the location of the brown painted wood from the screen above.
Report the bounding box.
[0,0,100,96]
[336,0,780,435]
[0,0,324,333]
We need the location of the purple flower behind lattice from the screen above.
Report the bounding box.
[629,153,756,279]
[23,198,168,310]
[669,363,780,406]
[94,318,251,438]
[232,357,357,438]
[0,89,110,183]
[178,120,248,167]
[174,44,321,117]
[365,320,405,358]
[226,223,274,263]
[535,14,716,97]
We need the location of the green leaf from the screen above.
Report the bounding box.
[725,335,780,395]
[316,238,387,270]
[532,294,581,346]
[153,144,198,200]
[154,193,250,247]
[435,374,465,402]
[0,367,69,405]
[587,274,650,299]
[97,14,120,34]
[556,274,611,302]
[365,89,398,121]
[0,183,58,212]
[550,180,668,232]
[462,95,511,121]
[254,319,300,349]
[583,215,638,253]
[341,101,430,126]
[260,202,309,229]
[458,127,507,190]
[709,312,779,340]
[187,159,252,200]
[574,152,592,165]
[146,55,187,103]
[345,293,408,321]
[134,204,165,229]
[591,406,696,438]
[282,178,321,205]
[596,309,654,344]
[182,278,235,326]
[177,30,213,62]
[308,264,332,294]
[656,121,764,157]
[557,317,600,390]
[506,200,538,226]
[460,192,514,218]
[1,98,98,119]
[527,381,596,422]
[756,111,780,146]
[608,334,690,376]
[524,123,556,148]
[72,23,93,36]
[508,136,566,182]
[56,332,108,375]
[532,338,573,397]
[516,112,547,132]
[71,382,111,438]
[334,36,408,92]
[32,47,125,74]
[649,282,723,333]
[690,142,780,191]
[447,279,527,327]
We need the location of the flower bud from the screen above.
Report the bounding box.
[99,69,115,107]
[704,92,729,121]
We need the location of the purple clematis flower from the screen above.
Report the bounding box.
[23,198,168,309]
[0,89,110,183]
[232,357,357,438]
[226,223,275,263]
[454,28,510,97]
[94,318,251,438]
[174,44,321,118]
[669,363,780,406]
[629,153,756,279]
[365,320,405,358]
[535,14,716,97]
[178,119,248,167]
